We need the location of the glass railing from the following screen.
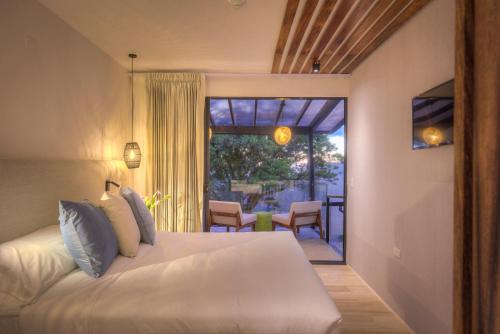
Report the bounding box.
[210,179,310,213]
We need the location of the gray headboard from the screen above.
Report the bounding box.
[0,159,131,243]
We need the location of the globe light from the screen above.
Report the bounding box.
[422,127,444,146]
[274,126,292,145]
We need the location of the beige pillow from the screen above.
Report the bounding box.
[100,192,140,257]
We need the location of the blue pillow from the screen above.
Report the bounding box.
[120,187,156,245]
[59,200,118,278]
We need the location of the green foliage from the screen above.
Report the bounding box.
[144,191,171,211]
[209,134,342,187]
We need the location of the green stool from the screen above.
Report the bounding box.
[254,211,273,231]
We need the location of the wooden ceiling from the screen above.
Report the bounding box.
[272,0,432,74]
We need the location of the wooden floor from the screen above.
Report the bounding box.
[313,265,413,334]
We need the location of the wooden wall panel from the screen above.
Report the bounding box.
[454,0,500,333]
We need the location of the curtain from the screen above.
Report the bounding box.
[147,73,205,232]
[454,0,499,333]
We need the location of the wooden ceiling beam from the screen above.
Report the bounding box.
[294,99,312,126]
[329,0,411,73]
[274,100,286,125]
[342,0,431,73]
[311,100,340,130]
[317,0,374,73]
[300,0,351,74]
[291,0,337,73]
[253,100,257,127]
[273,0,432,75]
[213,126,310,135]
[228,99,235,126]
[322,0,393,73]
[280,0,319,73]
[271,0,300,73]
[341,0,432,73]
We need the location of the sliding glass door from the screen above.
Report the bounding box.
[204,97,347,264]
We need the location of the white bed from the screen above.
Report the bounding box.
[15,231,341,334]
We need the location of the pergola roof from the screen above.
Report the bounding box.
[209,98,345,134]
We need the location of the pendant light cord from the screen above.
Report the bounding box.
[131,56,134,141]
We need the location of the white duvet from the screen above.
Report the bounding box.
[19,232,341,334]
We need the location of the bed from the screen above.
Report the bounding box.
[3,231,341,334]
[0,160,341,334]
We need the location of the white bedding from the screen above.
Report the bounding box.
[19,231,341,334]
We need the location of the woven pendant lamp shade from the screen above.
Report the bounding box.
[123,142,141,169]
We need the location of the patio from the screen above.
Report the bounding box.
[207,97,347,263]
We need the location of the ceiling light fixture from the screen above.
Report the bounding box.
[312,59,321,73]
[123,53,141,169]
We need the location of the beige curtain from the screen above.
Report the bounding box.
[147,73,205,232]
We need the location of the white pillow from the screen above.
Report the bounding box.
[0,225,76,315]
[100,192,140,257]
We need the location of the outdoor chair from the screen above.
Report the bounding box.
[209,200,256,232]
[272,201,324,238]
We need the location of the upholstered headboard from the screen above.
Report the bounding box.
[0,160,131,243]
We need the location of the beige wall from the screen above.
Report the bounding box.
[206,74,350,97]
[0,0,130,161]
[347,0,455,333]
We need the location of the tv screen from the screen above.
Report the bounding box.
[412,80,454,150]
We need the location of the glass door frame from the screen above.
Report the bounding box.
[202,96,348,265]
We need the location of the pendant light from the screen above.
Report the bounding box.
[124,53,141,169]
[422,127,444,146]
[274,126,292,145]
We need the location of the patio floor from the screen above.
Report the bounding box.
[209,225,342,262]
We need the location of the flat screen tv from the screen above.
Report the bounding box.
[412,79,454,150]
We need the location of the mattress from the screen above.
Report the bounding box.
[19,231,341,334]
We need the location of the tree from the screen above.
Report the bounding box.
[209,134,342,191]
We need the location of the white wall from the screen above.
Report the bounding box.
[0,0,130,161]
[347,0,455,333]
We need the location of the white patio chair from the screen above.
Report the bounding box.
[272,201,324,238]
[208,200,256,232]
